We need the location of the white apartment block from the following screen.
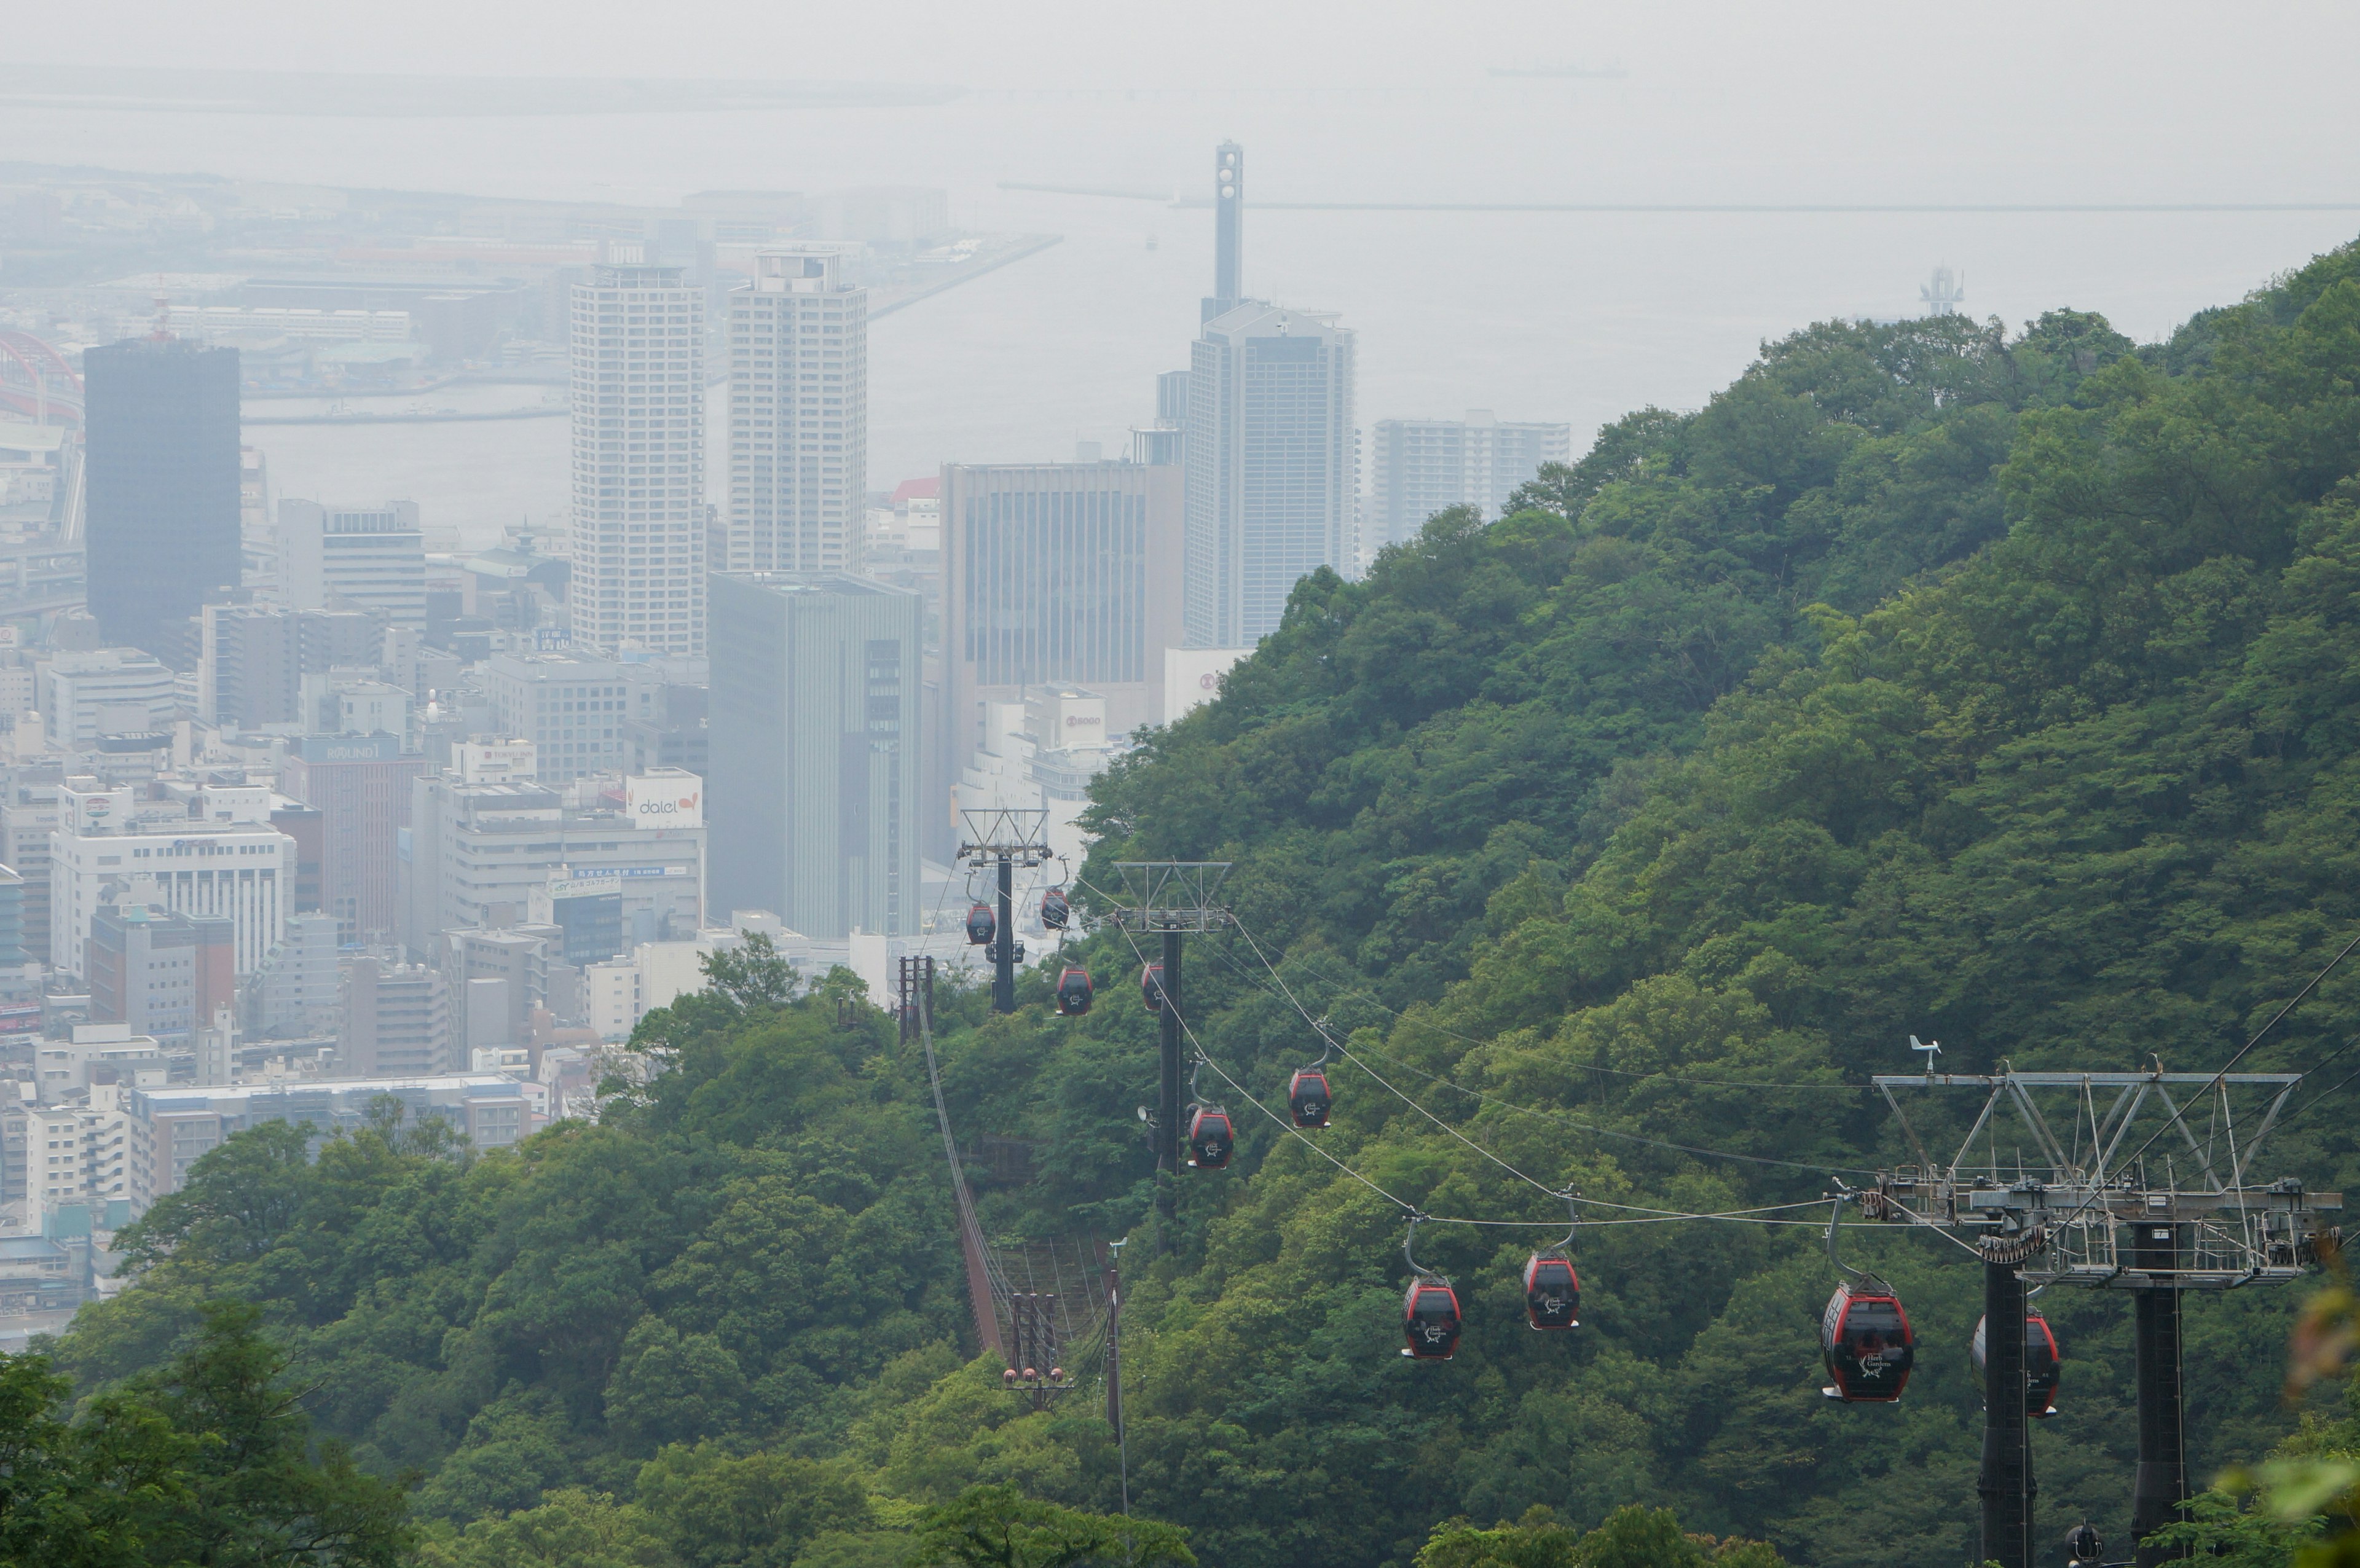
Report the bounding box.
[277,500,428,627]
[570,249,706,656]
[50,779,295,979]
[1367,411,1574,556]
[20,1081,134,1212]
[722,247,868,574]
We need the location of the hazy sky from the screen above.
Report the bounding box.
[9,1,2354,200]
[14,3,2358,520]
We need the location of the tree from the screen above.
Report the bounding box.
[703,933,801,1009]
[910,1484,1193,1568]
[0,1301,412,1567]
[100,1299,414,1566]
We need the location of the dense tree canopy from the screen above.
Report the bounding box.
[37,241,2360,1568]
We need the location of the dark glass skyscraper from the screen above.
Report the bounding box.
[82,337,242,654]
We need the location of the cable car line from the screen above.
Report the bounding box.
[1216,917,1870,1093]
[1106,916,1937,1235]
[1214,927,1884,1178]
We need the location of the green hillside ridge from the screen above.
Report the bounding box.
[20,241,2360,1567]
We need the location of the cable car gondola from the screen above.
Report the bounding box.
[1401,1218,1463,1360]
[1040,887,1070,930]
[1818,1192,1915,1402]
[1287,1067,1331,1128]
[1140,962,1167,1013]
[1185,1105,1233,1168]
[965,903,996,946]
[1053,966,1094,1017]
[1522,1193,1582,1330]
[1820,1282,1915,1401]
[1973,1310,2062,1417]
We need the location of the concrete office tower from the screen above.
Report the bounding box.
[41,648,176,751]
[1182,304,1358,647]
[709,574,921,940]
[940,461,1184,788]
[723,247,869,575]
[569,247,706,656]
[81,337,242,655]
[243,911,341,1039]
[1,782,58,963]
[399,776,705,955]
[50,779,296,979]
[199,603,303,729]
[277,500,427,627]
[340,958,451,1078]
[280,734,426,945]
[87,906,235,1045]
[1369,412,1574,551]
[1133,370,1187,466]
[479,653,633,785]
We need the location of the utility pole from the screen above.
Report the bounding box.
[1870,1066,2340,1568]
[1106,1238,1130,1515]
[1104,861,1230,1248]
[958,808,1048,1015]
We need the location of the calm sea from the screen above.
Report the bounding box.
[6,87,2352,545]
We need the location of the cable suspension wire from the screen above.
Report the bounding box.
[1101,914,1949,1239]
[2037,923,2360,1239]
[1217,919,1883,1178]
[1215,920,1868,1093]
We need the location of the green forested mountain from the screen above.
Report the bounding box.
[24,245,2360,1568]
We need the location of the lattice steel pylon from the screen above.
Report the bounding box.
[1094,862,1231,1247]
[959,808,1050,1014]
[1865,1062,2343,1568]
[1869,1068,2338,1289]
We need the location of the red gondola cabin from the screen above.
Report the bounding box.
[1053,966,1094,1016]
[1040,888,1070,930]
[1185,1106,1233,1168]
[1288,1068,1331,1127]
[1140,962,1166,1013]
[1402,1279,1463,1360]
[1973,1311,2062,1417]
[1819,1282,1916,1402]
[1522,1254,1580,1330]
[965,903,996,946]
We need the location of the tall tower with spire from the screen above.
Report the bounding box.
[1179,143,1359,646]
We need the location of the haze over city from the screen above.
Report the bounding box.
[1,9,2358,1568]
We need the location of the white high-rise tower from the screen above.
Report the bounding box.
[723,246,868,574]
[569,246,706,655]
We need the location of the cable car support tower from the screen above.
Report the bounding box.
[1101,861,1231,1246]
[959,807,1051,1014]
[1865,1063,2340,1568]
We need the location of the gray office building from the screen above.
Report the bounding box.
[1178,144,1358,648]
[709,574,921,939]
[1369,412,1574,552]
[942,461,1183,783]
[82,338,242,655]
